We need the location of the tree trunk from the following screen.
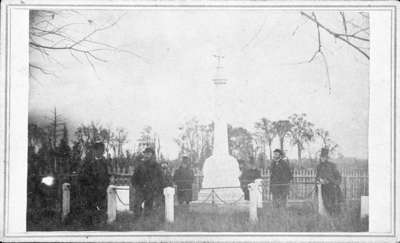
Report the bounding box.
[280,137,284,151]
[268,141,272,161]
[297,144,302,163]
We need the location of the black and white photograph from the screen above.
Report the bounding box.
[27,7,370,232]
[0,0,398,242]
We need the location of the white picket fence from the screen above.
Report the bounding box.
[259,168,368,201]
[107,168,368,204]
[191,168,368,202]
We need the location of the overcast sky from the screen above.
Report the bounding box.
[29,10,369,160]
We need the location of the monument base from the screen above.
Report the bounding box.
[197,187,245,204]
[189,187,249,213]
[189,200,250,213]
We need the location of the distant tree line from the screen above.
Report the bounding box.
[28,110,166,176]
[28,109,340,173]
[176,113,339,168]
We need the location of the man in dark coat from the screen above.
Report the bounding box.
[78,142,110,226]
[316,148,343,216]
[270,149,293,209]
[131,147,163,217]
[239,160,261,200]
[173,156,194,204]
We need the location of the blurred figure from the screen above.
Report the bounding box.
[131,147,163,217]
[270,149,293,209]
[316,148,343,216]
[155,161,174,208]
[78,142,110,226]
[173,156,194,204]
[239,159,261,200]
[161,161,174,188]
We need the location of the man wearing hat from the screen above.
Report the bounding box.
[131,147,163,217]
[270,149,293,209]
[316,148,343,216]
[173,156,194,204]
[78,142,110,227]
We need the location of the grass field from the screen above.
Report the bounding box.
[28,201,368,232]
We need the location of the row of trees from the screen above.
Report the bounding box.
[176,113,339,167]
[28,110,165,174]
[253,113,337,162]
[29,109,338,173]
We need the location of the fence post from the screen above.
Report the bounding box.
[360,196,369,219]
[254,179,263,208]
[248,183,258,223]
[61,183,70,222]
[266,169,271,201]
[164,187,175,223]
[317,184,328,216]
[107,185,117,224]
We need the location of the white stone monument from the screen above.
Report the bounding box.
[191,56,247,209]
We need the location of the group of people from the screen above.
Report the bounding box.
[130,147,195,217]
[239,148,343,216]
[78,142,343,227]
[78,143,195,225]
[266,148,343,216]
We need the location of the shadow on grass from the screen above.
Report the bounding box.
[27,201,368,232]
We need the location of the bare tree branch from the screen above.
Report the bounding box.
[320,52,331,93]
[351,27,369,36]
[30,41,108,63]
[291,17,309,36]
[29,64,58,78]
[241,17,267,51]
[29,11,148,77]
[309,13,331,93]
[336,33,369,42]
[308,13,322,63]
[69,14,125,49]
[359,12,369,19]
[340,12,349,41]
[300,11,369,59]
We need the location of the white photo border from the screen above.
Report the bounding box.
[0,0,398,242]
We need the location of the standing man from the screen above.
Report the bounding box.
[270,149,293,209]
[173,156,194,204]
[78,142,110,227]
[316,148,343,216]
[131,147,163,217]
